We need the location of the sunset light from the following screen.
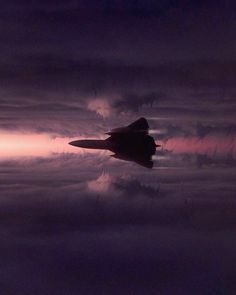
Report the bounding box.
[0,132,101,159]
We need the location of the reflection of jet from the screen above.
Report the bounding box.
[69,117,159,168]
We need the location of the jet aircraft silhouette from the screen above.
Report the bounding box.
[69,117,159,168]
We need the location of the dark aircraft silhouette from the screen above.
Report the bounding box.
[69,117,159,168]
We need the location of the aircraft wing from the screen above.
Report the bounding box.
[111,152,153,168]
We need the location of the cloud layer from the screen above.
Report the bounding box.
[0,1,236,294]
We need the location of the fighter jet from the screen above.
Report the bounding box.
[69,117,159,168]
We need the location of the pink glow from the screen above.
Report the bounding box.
[0,131,101,159]
[161,135,236,156]
[87,98,112,118]
[87,172,111,192]
[1,131,235,161]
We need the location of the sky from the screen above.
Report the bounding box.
[0,1,236,294]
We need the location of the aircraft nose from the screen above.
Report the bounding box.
[69,140,78,147]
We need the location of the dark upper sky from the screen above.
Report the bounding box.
[1,0,236,63]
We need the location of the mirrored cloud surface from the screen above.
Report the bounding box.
[0,116,235,294]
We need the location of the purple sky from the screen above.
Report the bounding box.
[0,1,236,294]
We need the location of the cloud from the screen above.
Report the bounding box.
[1,56,236,132]
[162,134,236,157]
[0,147,235,294]
[114,92,162,113]
[0,154,235,235]
[87,172,111,193]
[113,177,161,199]
[87,98,112,118]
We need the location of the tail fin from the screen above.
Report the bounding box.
[128,117,149,131]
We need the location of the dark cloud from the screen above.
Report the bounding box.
[0,154,235,230]
[0,155,236,294]
[114,92,162,112]
[1,56,236,133]
[196,123,236,138]
[113,177,161,199]
[152,122,236,140]
[1,0,235,64]
[2,57,236,95]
